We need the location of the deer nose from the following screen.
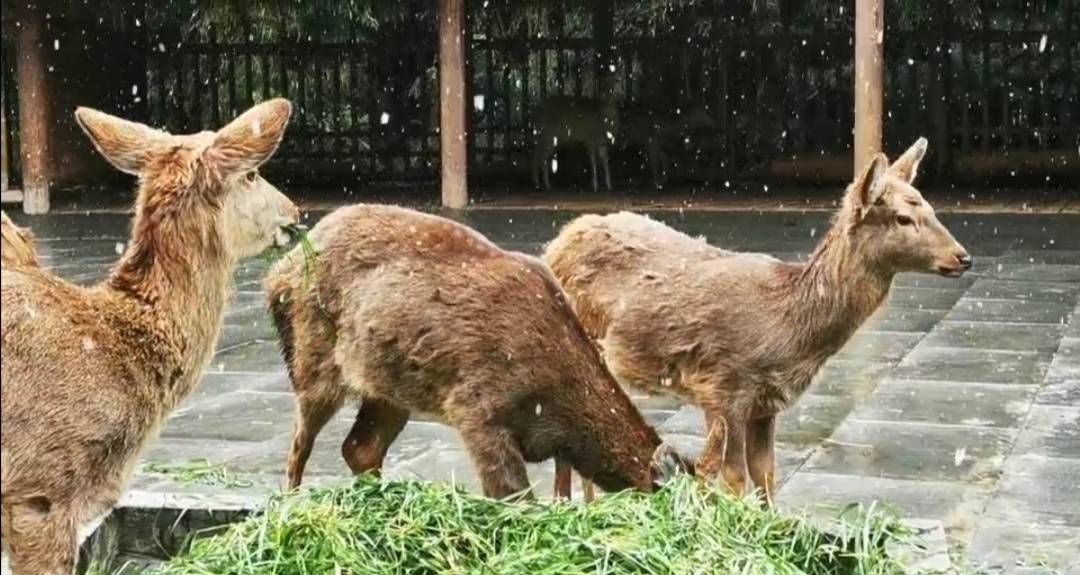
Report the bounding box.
[957,253,973,270]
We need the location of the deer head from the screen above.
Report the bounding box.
[843,138,971,278]
[74,99,299,263]
[1,211,39,268]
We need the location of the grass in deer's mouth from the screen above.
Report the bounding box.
[150,475,920,574]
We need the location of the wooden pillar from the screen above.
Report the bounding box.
[854,0,884,175]
[439,0,468,209]
[15,1,50,214]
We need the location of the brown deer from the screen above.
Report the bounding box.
[1,212,39,268]
[264,204,693,499]
[1,99,298,574]
[619,104,716,188]
[544,138,971,503]
[532,96,618,192]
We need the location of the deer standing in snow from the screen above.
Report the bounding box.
[544,139,971,503]
[1,100,297,574]
[265,204,693,499]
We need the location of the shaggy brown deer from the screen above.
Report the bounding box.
[265,204,693,499]
[1,99,297,574]
[532,95,618,192]
[544,138,971,503]
[0,212,38,268]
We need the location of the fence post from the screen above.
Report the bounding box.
[15,1,50,214]
[439,0,468,209]
[592,0,614,94]
[854,0,884,174]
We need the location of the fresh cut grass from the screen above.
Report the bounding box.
[152,475,921,575]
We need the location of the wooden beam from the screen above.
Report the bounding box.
[854,0,884,175]
[438,0,468,209]
[15,1,51,214]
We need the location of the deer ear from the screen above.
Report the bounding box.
[889,137,928,183]
[205,98,292,175]
[74,107,172,175]
[849,153,888,219]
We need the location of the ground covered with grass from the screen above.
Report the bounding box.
[144,475,928,575]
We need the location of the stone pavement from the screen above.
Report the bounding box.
[7,208,1079,573]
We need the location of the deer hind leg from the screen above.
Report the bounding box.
[747,414,777,506]
[286,389,345,490]
[4,498,78,575]
[456,422,531,500]
[588,146,599,192]
[341,396,410,476]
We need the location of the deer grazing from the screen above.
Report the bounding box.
[265,204,693,499]
[1,212,39,268]
[544,138,971,503]
[532,95,618,193]
[1,99,297,574]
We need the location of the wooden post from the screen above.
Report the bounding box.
[439,0,468,209]
[15,1,50,213]
[854,0,884,175]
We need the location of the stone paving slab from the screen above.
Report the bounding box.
[849,379,1036,429]
[894,347,1052,385]
[920,321,1067,353]
[803,420,1017,483]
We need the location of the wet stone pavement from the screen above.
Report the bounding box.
[8,208,1080,573]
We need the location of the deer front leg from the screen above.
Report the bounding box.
[554,457,573,499]
[747,414,777,505]
[4,499,79,575]
[341,397,410,476]
[457,422,531,500]
[287,390,345,490]
[698,409,749,496]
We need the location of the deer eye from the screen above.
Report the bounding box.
[245,171,258,183]
[896,215,915,226]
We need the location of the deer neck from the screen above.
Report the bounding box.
[784,222,893,360]
[104,211,234,408]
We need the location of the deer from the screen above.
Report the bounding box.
[264,204,694,500]
[544,138,971,504]
[1,99,298,574]
[619,104,716,188]
[531,95,618,193]
[1,212,39,268]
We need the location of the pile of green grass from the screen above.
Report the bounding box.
[153,475,919,575]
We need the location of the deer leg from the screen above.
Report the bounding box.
[747,414,777,506]
[588,147,599,192]
[286,391,344,490]
[598,145,612,191]
[648,141,664,188]
[341,396,410,476]
[457,422,531,500]
[582,477,596,503]
[4,499,78,575]
[699,410,748,496]
[554,457,572,499]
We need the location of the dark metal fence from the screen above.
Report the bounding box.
[2,0,1077,188]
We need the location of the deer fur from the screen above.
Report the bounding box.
[0,100,297,574]
[532,96,618,193]
[0,212,38,268]
[265,204,693,499]
[544,138,971,502]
